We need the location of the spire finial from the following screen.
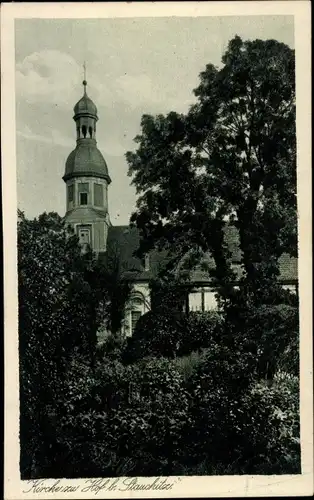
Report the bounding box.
[83,61,87,94]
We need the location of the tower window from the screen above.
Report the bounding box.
[80,192,88,205]
[78,226,91,244]
[94,183,104,206]
[77,225,92,253]
[68,184,74,202]
[78,183,89,205]
[88,126,93,138]
[82,125,87,138]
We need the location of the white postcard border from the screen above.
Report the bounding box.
[1,2,312,498]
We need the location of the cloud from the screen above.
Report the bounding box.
[16,49,129,110]
[17,124,73,148]
[16,49,195,115]
[15,48,196,167]
[16,50,82,106]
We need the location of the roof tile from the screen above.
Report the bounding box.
[107,225,298,283]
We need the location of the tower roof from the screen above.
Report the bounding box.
[63,140,111,183]
[73,80,98,117]
[64,71,110,183]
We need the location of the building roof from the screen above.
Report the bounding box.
[107,225,298,284]
[63,139,111,182]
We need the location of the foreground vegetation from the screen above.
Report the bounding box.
[19,35,299,478]
[18,210,299,478]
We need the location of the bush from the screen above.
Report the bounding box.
[247,304,299,379]
[124,309,224,362]
[26,299,300,478]
[179,310,224,355]
[97,333,127,362]
[173,349,209,381]
[181,343,300,474]
[123,310,188,362]
[239,371,300,474]
[48,357,190,477]
[104,358,190,475]
[31,348,300,478]
[223,302,299,380]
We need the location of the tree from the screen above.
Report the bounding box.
[97,240,133,335]
[126,36,296,306]
[18,211,96,475]
[18,211,134,477]
[18,211,120,475]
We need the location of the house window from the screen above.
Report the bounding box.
[188,290,218,312]
[189,291,203,311]
[131,311,141,335]
[203,290,218,311]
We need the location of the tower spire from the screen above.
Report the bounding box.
[83,61,87,94]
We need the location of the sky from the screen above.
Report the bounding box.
[15,16,294,225]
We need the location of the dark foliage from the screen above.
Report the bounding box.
[126,36,296,306]
[19,35,300,479]
[181,311,224,355]
[123,309,187,362]
[18,211,131,478]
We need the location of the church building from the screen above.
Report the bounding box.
[63,79,298,337]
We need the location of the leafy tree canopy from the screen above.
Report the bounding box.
[127,36,296,305]
[18,210,131,476]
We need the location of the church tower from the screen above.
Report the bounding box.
[63,76,111,253]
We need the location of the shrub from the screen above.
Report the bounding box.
[278,334,299,376]
[173,349,209,381]
[33,349,300,478]
[239,371,300,474]
[123,310,188,362]
[104,358,190,475]
[248,304,299,379]
[223,302,299,380]
[179,310,224,355]
[180,348,300,474]
[37,358,131,478]
[53,357,190,477]
[124,309,225,362]
[97,333,127,362]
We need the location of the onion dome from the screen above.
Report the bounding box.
[63,140,111,183]
[73,80,98,118]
